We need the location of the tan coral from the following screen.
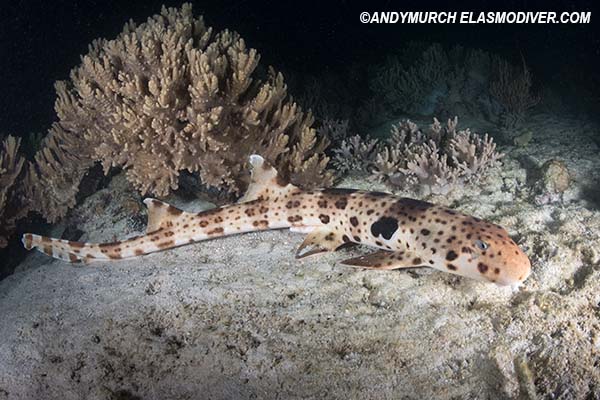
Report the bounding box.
[371,117,503,195]
[25,121,94,223]
[0,136,28,247]
[490,58,540,127]
[43,4,331,197]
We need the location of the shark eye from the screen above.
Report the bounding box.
[474,240,489,251]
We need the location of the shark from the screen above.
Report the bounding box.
[22,155,531,286]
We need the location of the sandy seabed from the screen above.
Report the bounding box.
[1,112,599,399]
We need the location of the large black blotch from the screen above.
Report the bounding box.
[370,217,399,240]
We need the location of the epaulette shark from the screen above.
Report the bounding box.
[22,155,531,286]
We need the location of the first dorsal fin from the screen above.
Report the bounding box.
[143,198,186,233]
[238,154,298,203]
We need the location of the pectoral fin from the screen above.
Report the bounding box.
[296,229,352,258]
[341,250,425,270]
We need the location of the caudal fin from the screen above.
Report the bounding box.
[22,233,88,263]
[22,199,197,263]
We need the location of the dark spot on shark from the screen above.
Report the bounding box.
[350,216,359,227]
[446,250,459,261]
[99,241,119,248]
[252,220,269,228]
[286,200,300,209]
[288,215,303,223]
[319,214,330,224]
[477,262,489,273]
[371,217,399,240]
[207,227,224,235]
[275,174,288,187]
[167,206,183,216]
[335,198,348,210]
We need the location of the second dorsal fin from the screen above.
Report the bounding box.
[238,154,297,203]
[143,198,186,233]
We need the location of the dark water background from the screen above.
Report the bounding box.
[1,0,599,137]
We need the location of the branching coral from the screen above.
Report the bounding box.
[322,117,501,195]
[0,136,28,247]
[25,123,94,223]
[369,43,448,115]
[43,3,331,199]
[331,135,381,176]
[367,117,503,195]
[374,117,503,195]
[366,43,537,127]
[490,58,540,128]
[317,118,351,146]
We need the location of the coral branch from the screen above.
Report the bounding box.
[490,58,540,127]
[323,117,503,196]
[0,136,28,247]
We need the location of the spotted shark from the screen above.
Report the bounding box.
[22,155,531,286]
